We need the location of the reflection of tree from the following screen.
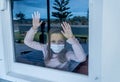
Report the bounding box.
[70,16,88,25]
[16,12,25,20]
[52,0,72,22]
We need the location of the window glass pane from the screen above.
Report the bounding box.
[12,0,88,75]
[12,0,47,66]
[50,0,89,75]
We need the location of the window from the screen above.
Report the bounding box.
[11,0,88,75]
[12,0,48,66]
[1,0,102,81]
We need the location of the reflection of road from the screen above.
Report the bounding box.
[72,27,88,36]
[15,42,88,56]
[15,43,33,56]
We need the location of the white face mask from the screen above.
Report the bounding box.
[50,44,65,53]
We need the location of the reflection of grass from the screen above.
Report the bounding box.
[34,32,41,41]
[14,31,21,40]
[75,35,88,38]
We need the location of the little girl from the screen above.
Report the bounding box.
[24,11,86,70]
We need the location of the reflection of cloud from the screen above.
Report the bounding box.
[13,0,47,19]
[13,5,47,19]
[13,0,88,18]
[14,0,47,8]
[68,0,88,12]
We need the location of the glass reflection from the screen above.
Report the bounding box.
[12,0,88,75]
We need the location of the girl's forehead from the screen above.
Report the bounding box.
[50,33,64,41]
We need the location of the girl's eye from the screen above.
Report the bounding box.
[51,40,64,44]
[58,41,64,44]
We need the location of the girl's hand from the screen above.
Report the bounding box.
[32,11,42,30]
[61,22,74,39]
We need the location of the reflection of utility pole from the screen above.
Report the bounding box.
[39,21,46,43]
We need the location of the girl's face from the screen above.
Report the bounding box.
[50,33,65,44]
[50,33,65,53]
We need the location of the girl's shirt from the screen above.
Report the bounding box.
[24,28,86,70]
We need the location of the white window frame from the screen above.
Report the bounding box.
[0,0,103,82]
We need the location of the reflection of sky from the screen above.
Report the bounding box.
[13,0,88,19]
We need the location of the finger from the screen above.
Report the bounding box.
[61,23,66,32]
[32,13,36,19]
[61,31,65,37]
[34,11,37,18]
[34,11,40,22]
[37,11,39,15]
[63,22,68,30]
[34,11,38,19]
[64,22,71,33]
[65,22,71,30]
[64,22,71,32]
[63,22,68,31]
[67,22,71,31]
[32,14,36,22]
[36,11,40,18]
[65,23,73,36]
[32,14,34,19]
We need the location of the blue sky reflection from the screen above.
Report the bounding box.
[13,0,88,19]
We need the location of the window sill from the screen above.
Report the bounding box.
[7,72,52,82]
